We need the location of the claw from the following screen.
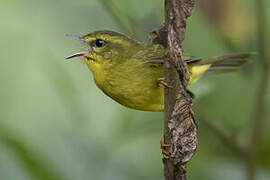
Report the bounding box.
[157,78,172,88]
[160,135,170,158]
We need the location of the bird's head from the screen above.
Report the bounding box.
[66,30,140,70]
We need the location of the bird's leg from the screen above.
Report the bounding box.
[160,135,170,158]
[157,78,172,88]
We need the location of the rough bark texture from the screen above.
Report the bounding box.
[151,0,197,179]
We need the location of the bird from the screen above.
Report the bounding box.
[66,30,253,111]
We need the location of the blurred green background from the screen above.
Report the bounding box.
[0,0,269,180]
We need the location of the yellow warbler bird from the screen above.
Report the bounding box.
[66,30,252,111]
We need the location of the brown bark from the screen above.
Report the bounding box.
[151,0,197,179]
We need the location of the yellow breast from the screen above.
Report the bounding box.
[85,58,210,111]
[87,59,164,111]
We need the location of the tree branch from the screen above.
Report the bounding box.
[152,0,197,179]
[199,112,248,156]
[99,0,139,37]
[247,1,269,179]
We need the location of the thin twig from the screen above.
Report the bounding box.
[247,1,269,180]
[99,0,139,37]
[0,127,64,180]
[199,112,248,156]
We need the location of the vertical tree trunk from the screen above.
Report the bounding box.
[151,0,197,179]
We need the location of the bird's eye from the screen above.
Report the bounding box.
[95,39,106,48]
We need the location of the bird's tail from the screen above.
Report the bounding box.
[188,52,255,84]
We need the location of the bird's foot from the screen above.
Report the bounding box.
[160,135,170,158]
[157,78,172,88]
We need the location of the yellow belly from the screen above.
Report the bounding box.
[89,59,209,111]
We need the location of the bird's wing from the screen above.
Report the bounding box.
[145,56,201,64]
[138,43,201,64]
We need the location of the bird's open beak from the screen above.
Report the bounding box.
[65,52,88,59]
[66,34,85,42]
[65,34,88,60]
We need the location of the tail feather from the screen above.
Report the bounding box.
[187,52,255,84]
[206,66,243,73]
[190,52,255,74]
[196,52,255,65]
[206,54,251,73]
